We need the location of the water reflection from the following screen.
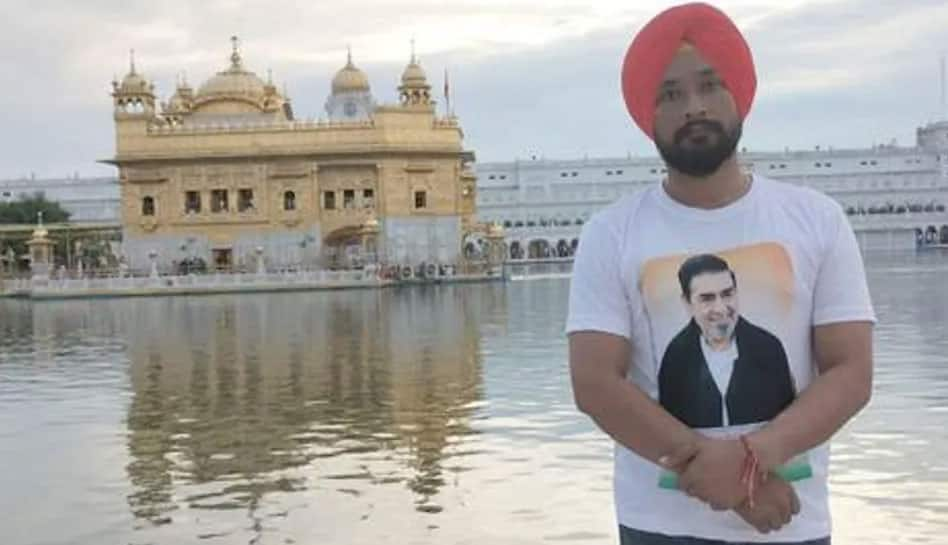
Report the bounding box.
[118,285,506,530]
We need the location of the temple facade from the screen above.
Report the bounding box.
[106,38,484,273]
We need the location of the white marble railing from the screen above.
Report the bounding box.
[847,211,948,230]
[148,119,375,135]
[503,225,582,239]
[1,278,31,293]
[495,213,948,239]
[24,269,379,294]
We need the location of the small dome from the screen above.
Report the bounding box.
[397,51,432,106]
[121,71,149,92]
[166,92,188,112]
[332,51,370,94]
[401,61,427,85]
[117,50,152,93]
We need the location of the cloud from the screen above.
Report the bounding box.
[0,0,946,178]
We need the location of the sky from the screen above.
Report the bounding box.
[1,0,947,179]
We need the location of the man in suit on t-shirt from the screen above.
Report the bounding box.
[659,253,796,429]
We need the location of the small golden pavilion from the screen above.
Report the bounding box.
[105,37,486,273]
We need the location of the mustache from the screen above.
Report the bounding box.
[674,120,726,144]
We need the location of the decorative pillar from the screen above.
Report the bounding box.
[485,222,507,276]
[26,223,55,281]
[359,216,381,266]
[1,246,14,276]
[0,246,13,292]
[74,240,83,275]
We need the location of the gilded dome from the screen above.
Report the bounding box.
[195,38,267,103]
[197,67,266,102]
[332,51,370,94]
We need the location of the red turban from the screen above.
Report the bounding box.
[620,2,757,139]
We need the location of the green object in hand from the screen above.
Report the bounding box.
[658,458,813,490]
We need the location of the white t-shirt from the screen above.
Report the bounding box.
[565,175,875,542]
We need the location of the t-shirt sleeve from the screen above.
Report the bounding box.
[811,204,877,326]
[565,214,632,338]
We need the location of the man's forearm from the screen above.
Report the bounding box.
[579,377,701,465]
[570,332,701,466]
[749,358,872,471]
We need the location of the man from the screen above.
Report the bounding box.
[566,3,875,544]
[659,253,795,429]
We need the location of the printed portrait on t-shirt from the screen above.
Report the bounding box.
[640,243,797,431]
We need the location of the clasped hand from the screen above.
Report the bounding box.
[661,438,800,533]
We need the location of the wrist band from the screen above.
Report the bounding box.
[740,435,760,508]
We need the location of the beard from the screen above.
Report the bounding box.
[655,119,742,178]
[702,317,737,348]
[711,319,735,341]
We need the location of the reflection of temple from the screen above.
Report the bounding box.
[107,38,484,273]
[119,285,506,528]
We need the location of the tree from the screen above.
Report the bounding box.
[0,192,71,224]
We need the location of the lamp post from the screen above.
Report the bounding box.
[26,212,55,282]
[75,240,84,277]
[148,249,159,278]
[255,246,265,276]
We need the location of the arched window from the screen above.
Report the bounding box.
[142,196,155,216]
[284,190,296,211]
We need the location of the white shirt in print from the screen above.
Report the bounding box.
[700,338,738,427]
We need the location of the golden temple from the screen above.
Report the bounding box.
[105,37,491,274]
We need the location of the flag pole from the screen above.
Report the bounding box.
[444,67,451,118]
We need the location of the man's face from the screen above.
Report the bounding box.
[685,271,738,346]
[653,46,742,177]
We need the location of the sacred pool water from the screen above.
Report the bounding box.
[1,250,946,544]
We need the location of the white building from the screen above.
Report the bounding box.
[476,120,948,255]
[5,121,948,255]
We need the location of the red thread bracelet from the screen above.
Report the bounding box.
[740,435,760,508]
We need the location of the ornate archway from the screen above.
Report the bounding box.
[323,221,378,269]
[527,239,551,259]
[461,232,486,261]
[556,239,570,257]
